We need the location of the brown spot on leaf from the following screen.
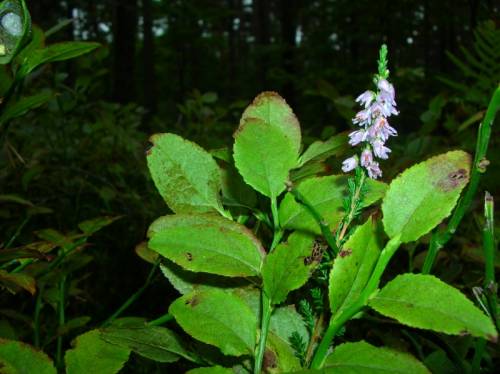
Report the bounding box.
[436,168,469,192]
[185,252,193,261]
[145,142,154,156]
[263,349,278,370]
[339,248,353,258]
[459,330,470,337]
[487,333,498,343]
[185,295,200,307]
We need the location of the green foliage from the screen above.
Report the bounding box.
[146,133,226,215]
[329,218,381,319]
[64,330,130,374]
[382,151,471,243]
[368,274,498,340]
[148,214,264,277]
[0,338,56,374]
[323,341,430,374]
[263,231,315,305]
[169,289,257,356]
[0,0,31,65]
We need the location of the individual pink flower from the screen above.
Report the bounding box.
[342,156,358,172]
[360,149,373,167]
[355,91,375,108]
[371,139,391,159]
[352,108,371,126]
[369,116,397,141]
[366,161,382,179]
[348,129,367,146]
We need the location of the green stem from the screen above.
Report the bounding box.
[5,215,30,249]
[422,86,500,274]
[471,338,487,374]
[310,235,401,369]
[483,191,498,329]
[101,260,160,327]
[147,312,174,327]
[289,187,338,256]
[270,197,282,251]
[254,292,272,374]
[55,276,66,370]
[33,283,45,348]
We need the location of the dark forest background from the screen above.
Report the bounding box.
[1,1,499,371]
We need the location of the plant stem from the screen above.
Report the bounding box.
[288,187,338,256]
[304,313,324,365]
[270,197,282,251]
[254,292,272,374]
[5,215,30,249]
[147,312,174,326]
[101,260,160,327]
[310,235,401,368]
[33,283,45,348]
[471,338,487,374]
[335,171,366,248]
[483,191,498,329]
[55,276,66,370]
[422,86,500,274]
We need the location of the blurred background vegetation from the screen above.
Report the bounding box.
[0,0,499,371]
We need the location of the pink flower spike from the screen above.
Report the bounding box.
[348,130,367,146]
[360,149,373,167]
[371,139,391,159]
[342,156,358,172]
[355,91,375,108]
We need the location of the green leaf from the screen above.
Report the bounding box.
[323,341,430,373]
[0,338,56,374]
[298,132,349,166]
[265,332,302,373]
[270,305,309,345]
[219,159,257,208]
[240,91,301,154]
[382,151,471,243]
[0,91,53,126]
[17,41,100,78]
[78,216,121,235]
[233,119,298,198]
[0,0,31,65]
[0,270,35,294]
[101,326,197,363]
[135,241,159,264]
[65,330,130,374]
[368,274,498,341]
[169,289,257,356]
[279,176,387,234]
[149,214,264,277]
[329,218,381,319]
[262,232,315,304]
[187,366,234,374]
[146,133,225,215]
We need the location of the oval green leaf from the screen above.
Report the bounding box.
[146,133,225,215]
[329,218,381,319]
[279,175,387,234]
[240,91,301,154]
[148,214,264,277]
[65,330,130,374]
[0,0,31,65]
[262,231,315,304]
[169,289,257,356]
[368,274,498,341]
[0,338,56,374]
[233,119,298,198]
[324,341,430,374]
[382,151,471,243]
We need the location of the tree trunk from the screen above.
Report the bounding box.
[111,1,138,103]
[142,0,157,118]
[254,0,270,90]
[280,0,298,105]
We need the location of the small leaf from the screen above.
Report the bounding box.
[368,274,498,341]
[146,133,225,215]
[270,305,309,345]
[382,151,471,243]
[17,41,100,78]
[149,214,264,277]
[324,341,430,373]
[169,289,257,356]
[279,176,387,234]
[65,330,130,374]
[265,332,302,373]
[0,338,56,374]
[101,326,197,363]
[187,367,234,374]
[329,218,381,319]
[240,91,302,154]
[233,119,298,198]
[298,132,349,166]
[0,270,36,295]
[78,216,121,236]
[262,232,315,304]
[0,91,54,126]
[0,0,31,65]
[135,241,158,264]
